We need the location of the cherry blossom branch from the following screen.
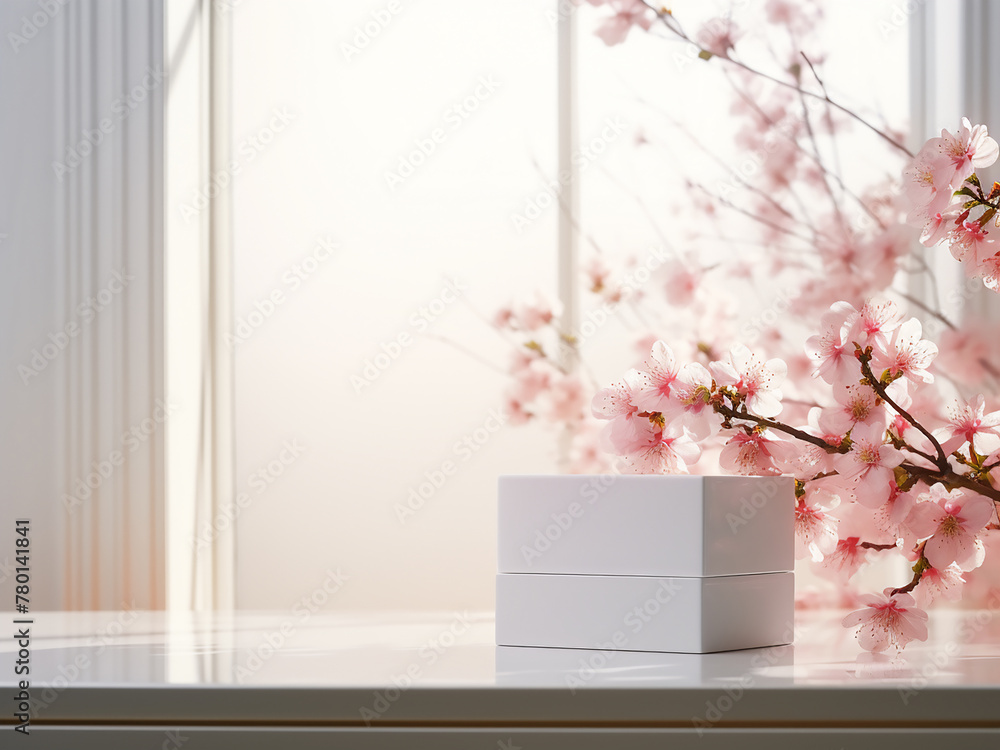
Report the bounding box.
[856,350,950,473]
[723,71,886,232]
[859,541,897,551]
[640,2,914,157]
[634,98,807,230]
[890,548,928,596]
[690,181,817,244]
[800,53,852,211]
[902,463,1000,504]
[711,401,848,454]
[891,566,924,596]
[794,80,848,233]
[896,291,957,331]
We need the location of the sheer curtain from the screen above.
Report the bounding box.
[0,0,165,611]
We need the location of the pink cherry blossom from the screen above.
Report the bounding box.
[817,536,869,582]
[903,156,952,214]
[787,407,843,476]
[936,326,993,385]
[661,362,716,441]
[591,368,645,419]
[873,483,918,542]
[504,396,532,426]
[940,395,1000,455]
[805,301,860,384]
[907,202,957,247]
[845,299,902,353]
[842,588,929,653]
[493,307,514,329]
[980,252,1000,292]
[948,218,996,268]
[764,0,819,35]
[927,117,999,187]
[905,486,994,569]
[833,421,903,504]
[872,318,937,384]
[618,419,700,474]
[511,363,553,403]
[549,375,587,423]
[634,341,679,413]
[794,488,840,562]
[509,348,540,373]
[664,257,702,307]
[913,563,966,608]
[710,344,787,418]
[512,294,560,331]
[591,0,653,46]
[584,256,611,293]
[697,17,741,58]
[719,428,789,476]
[823,383,888,436]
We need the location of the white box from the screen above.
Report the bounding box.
[494,643,794,685]
[495,572,794,654]
[498,475,794,577]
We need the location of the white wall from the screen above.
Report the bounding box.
[230,0,561,612]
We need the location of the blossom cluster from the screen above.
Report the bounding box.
[482,1,1000,652]
[906,118,1000,290]
[592,297,1000,652]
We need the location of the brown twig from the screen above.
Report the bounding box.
[639,2,914,157]
[857,351,950,473]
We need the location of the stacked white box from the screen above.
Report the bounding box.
[496,475,795,654]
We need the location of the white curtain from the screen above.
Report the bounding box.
[56,0,166,610]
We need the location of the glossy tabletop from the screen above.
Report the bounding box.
[2,608,1000,747]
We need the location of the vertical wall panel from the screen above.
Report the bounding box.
[0,0,165,611]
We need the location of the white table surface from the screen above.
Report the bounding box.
[2,609,1000,748]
